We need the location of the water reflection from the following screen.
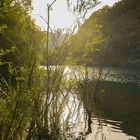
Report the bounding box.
[86,118,137,140]
[65,66,140,85]
[40,66,140,140]
[66,67,140,140]
[75,80,140,140]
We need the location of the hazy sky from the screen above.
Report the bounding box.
[31,0,119,30]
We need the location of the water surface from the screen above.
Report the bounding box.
[65,67,140,140]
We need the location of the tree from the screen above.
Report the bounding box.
[64,0,140,68]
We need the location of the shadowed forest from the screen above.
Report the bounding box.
[59,0,140,68]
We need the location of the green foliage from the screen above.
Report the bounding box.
[1,0,140,139]
[0,0,47,139]
[0,1,46,81]
[65,0,140,68]
[0,1,80,139]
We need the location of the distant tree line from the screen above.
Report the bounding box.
[64,0,140,68]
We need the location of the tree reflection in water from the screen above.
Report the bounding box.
[71,67,139,140]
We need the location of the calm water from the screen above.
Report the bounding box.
[64,67,140,140]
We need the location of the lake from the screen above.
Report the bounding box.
[63,66,140,140]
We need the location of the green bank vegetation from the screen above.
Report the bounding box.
[64,0,140,68]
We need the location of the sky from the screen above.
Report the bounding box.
[31,0,119,30]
